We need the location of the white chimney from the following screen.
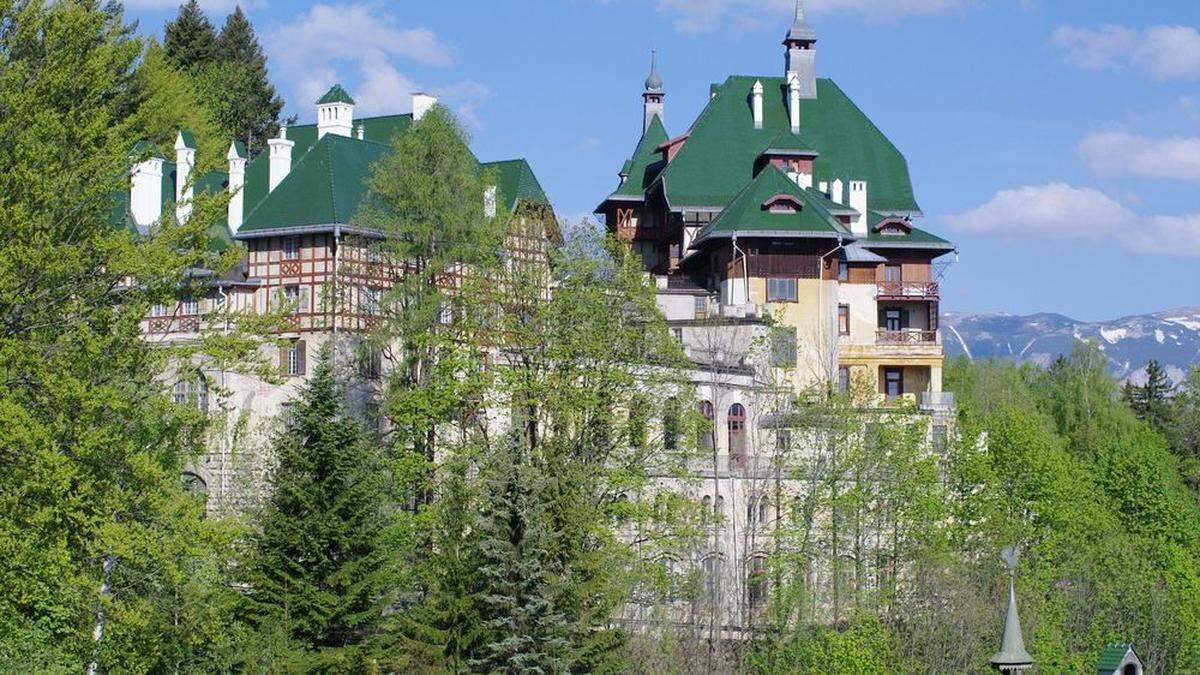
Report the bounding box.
[751,80,764,130]
[831,178,845,205]
[849,180,868,236]
[316,87,354,139]
[788,74,801,133]
[268,127,294,193]
[796,172,813,190]
[412,93,437,122]
[818,180,828,194]
[227,141,247,234]
[174,130,196,223]
[355,124,364,140]
[484,185,497,219]
[130,153,164,231]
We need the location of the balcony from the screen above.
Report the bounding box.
[876,280,939,300]
[876,329,938,345]
[919,391,956,412]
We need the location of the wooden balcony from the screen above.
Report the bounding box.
[876,329,938,345]
[876,280,939,300]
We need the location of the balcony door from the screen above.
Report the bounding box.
[884,368,903,400]
[884,308,903,332]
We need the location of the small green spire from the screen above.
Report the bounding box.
[316,83,355,105]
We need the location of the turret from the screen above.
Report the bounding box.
[227,140,247,234]
[268,126,294,192]
[783,0,817,99]
[643,50,665,133]
[316,84,355,139]
[174,130,196,223]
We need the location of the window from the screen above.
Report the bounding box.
[151,302,169,317]
[728,403,747,463]
[837,260,849,281]
[282,340,306,377]
[181,298,198,315]
[884,264,901,282]
[770,327,797,367]
[884,368,903,399]
[663,397,681,451]
[196,376,208,412]
[181,472,207,499]
[838,366,851,393]
[702,556,722,605]
[359,344,382,380]
[698,400,715,450]
[776,429,791,452]
[281,236,300,260]
[766,277,798,302]
[284,285,310,313]
[173,380,191,405]
[701,495,712,525]
[693,295,708,319]
[838,304,850,336]
[748,556,767,610]
[884,308,903,332]
[672,327,683,342]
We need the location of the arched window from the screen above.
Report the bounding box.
[747,556,767,610]
[663,396,681,451]
[698,400,715,450]
[728,403,747,463]
[181,471,207,498]
[661,556,682,602]
[196,376,208,413]
[758,496,771,527]
[715,495,725,528]
[702,554,722,605]
[701,495,712,525]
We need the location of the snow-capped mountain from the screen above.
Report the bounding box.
[941,308,1200,384]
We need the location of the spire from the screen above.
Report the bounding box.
[785,0,817,44]
[990,547,1034,672]
[644,50,663,93]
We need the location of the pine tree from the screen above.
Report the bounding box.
[209,6,284,154]
[241,348,392,668]
[163,0,217,69]
[470,435,570,674]
[1130,360,1175,430]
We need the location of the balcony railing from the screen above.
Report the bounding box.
[920,391,956,412]
[877,280,939,299]
[876,329,938,345]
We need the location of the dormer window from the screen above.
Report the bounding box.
[874,217,912,237]
[762,194,803,214]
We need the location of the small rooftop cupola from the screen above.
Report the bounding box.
[129,141,165,232]
[990,546,1034,673]
[643,50,665,133]
[783,0,817,100]
[268,126,294,192]
[751,80,764,129]
[316,84,355,138]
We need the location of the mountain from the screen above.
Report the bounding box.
[941,307,1200,384]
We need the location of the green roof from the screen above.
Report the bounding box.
[692,164,842,246]
[240,133,389,234]
[130,140,164,159]
[316,84,355,105]
[652,77,921,214]
[229,139,247,159]
[177,129,197,150]
[763,129,818,156]
[482,159,550,211]
[1097,643,1133,671]
[610,114,669,199]
[862,210,953,249]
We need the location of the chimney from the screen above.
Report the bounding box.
[831,178,845,205]
[227,140,247,234]
[174,130,196,223]
[129,144,164,231]
[751,80,764,130]
[413,93,437,122]
[268,127,294,192]
[316,84,355,138]
[788,75,801,132]
[796,172,813,190]
[484,185,498,219]
[849,180,868,236]
[355,124,365,140]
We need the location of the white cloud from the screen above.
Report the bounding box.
[577,137,604,151]
[1078,131,1200,181]
[264,4,467,119]
[631,0,973,35]
[1052,24,1200,80]
[948,183,1200,256]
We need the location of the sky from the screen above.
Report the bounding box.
[123,0,1200,322]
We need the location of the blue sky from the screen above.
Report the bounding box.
[125,0,1199,321]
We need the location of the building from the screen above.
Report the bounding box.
[598,0,956,407]
[123,85,553,511]
[600,1,957,634]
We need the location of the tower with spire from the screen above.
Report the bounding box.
[784,0,818,99]
[643,50,665,133]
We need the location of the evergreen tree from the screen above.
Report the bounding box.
[241,348,392,669]
[207,6,284,154]
[163,0,217,69]
[470,435,570,674]
[1128,360,1175,430]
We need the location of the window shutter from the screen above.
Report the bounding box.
[279,343,289,373]
[901,309,910,329]
[296,340,307,375]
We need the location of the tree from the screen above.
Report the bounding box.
[1168,367,1200,488]
[1126,360,1174,431]
[205,6,284,154]
[240,348,392,670]
[127,40,225,164]
[163,0,217,70]
[0,1,262,669]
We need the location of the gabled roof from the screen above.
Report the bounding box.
[862,210,953,250]
[652,77,921,215]
[176,129,197,150]
[239,133,389,235]
[482,159,550,211]
[763,129,818,157]
[316,84,355,105]
[691,165,843,247]
[609,114,669,200]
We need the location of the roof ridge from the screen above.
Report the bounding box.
[324,138,338,221]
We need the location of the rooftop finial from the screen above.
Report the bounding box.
[786,0,817,43]
[644,49,663,93]
[990,546,1035,673]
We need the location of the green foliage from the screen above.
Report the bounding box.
[128,40,225,163]
[163,0,217,69]
[240,348,392,669]
[1123,359,1174,431]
